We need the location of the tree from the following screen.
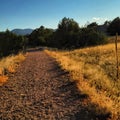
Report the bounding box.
[104,20,111,26]
[28,26,54,47]
[87,22,98,28]
[0,30,26,57]
[54,17,80,48]
[27,17,107,49]
[107,17,120,35]
[78,28,107,47]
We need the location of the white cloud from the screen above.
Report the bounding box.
[93,17,101,21]
[92,17,108,24]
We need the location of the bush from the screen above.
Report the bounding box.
[107,17,120,35]
[78,28,107,47]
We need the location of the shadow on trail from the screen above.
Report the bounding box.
[57,77,111,120]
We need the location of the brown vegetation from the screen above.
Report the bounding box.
[0,53,25,86]
[45,43,120,120]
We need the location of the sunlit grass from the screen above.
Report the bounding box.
[45,43,120,119]
[0,53,25,85]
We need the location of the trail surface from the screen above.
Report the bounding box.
[0,50,109,120]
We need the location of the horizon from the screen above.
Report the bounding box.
[0,0,120,31]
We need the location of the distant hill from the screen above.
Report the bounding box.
[11,29,33,35]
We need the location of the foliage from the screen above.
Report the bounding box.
[28,26,54,47]
[53,17,80,49]
[78,28,107,47]
[87,22,98,28]
[107,17,120,35]
[28,17,107,49]
[50,18,107,49]
[0,30,26,57]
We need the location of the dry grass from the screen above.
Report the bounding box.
[0,53,25,86]
[108,36,120,43]
[0,76,8,85]
[45,43,120,120]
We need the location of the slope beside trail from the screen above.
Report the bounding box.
[0,50,109,120]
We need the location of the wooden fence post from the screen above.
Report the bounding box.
[115,33,119,80]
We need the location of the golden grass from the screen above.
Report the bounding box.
[108,35,120,43]
[0,76,8,86]
[45,43,120,119]
[0,53,25,85]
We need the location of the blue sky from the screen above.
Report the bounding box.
[0,0,120,31]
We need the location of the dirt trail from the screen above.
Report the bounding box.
[0,50,109,120]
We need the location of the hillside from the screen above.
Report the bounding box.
[11,28,33,35]
[46,43,120,120]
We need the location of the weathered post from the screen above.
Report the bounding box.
[115,33,119,80]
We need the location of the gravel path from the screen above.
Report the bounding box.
[0,50,110,120]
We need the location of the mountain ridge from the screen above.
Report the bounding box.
[11,28,33,35]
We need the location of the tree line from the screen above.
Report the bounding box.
[28,17,120,49]
[28,17,108,49]
[0,16,120,57]
[0,30,27,58]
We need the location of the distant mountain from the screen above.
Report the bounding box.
[11,29,33,35]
